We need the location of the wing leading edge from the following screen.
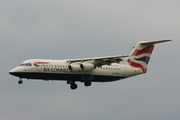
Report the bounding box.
[67,55,128,67]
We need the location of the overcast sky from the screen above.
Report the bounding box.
[0,0,179,120]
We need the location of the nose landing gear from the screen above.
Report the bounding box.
[18,79,23,84]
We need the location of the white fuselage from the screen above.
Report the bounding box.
[9,59,143,82]
[9,40,171,89]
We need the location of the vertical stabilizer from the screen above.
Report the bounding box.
[126,40,171,73]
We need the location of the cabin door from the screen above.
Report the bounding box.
[34,61,42,72]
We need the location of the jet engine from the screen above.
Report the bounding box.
[80,62,95,71]
[68,64,82,72]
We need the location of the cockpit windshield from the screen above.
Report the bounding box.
[19,63,32,66]
[20,64,25,66]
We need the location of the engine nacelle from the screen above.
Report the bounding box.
[80,62,95,71]
[68,64,82,72]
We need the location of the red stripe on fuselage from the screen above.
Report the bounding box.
[132,45,154,56]
[34,62,49,64]
[127,59,147,73]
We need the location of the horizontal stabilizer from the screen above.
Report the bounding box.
[140,40,172,45]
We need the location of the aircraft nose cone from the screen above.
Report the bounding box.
[9,67,22,77]
[9,71,15,75]
[9,67,26,78]
[9,69,16,76]
[9,71,13,75]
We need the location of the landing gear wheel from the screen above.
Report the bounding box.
[84,81,92,87]
[67,80,70,84]
[70,83,78,90]
[18,80,23,84]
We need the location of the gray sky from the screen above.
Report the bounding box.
[0,0,179,120]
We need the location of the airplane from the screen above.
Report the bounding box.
[9,40,171,90]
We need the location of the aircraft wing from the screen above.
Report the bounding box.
[67,55,128,66]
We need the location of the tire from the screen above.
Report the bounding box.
[84,81,91,87]
[70,83,78,90]
[18,80,23,84]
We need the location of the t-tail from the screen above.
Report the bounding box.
[126,40,172,73]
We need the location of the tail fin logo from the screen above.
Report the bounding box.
[132,46,154,56]
[127,45,154,73]
[127,59,147,73]
[134,56,150,65]
[127,40,171,73]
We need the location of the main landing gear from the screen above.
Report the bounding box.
[67,80,92,90]
[67,81,78,90]
[70,83,78,90]
[84,80,92,87]
[67,80,78,90]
